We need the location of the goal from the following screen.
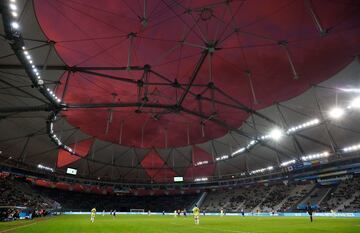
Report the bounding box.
[130,209,145,213]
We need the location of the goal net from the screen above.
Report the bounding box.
[130,209,145,213]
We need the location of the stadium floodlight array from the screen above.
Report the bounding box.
[2,1,75,158]
[4,0,62,104]
[231,147,246,156]
[280,159,296,167]
[328,107,345,119]
[342,143,360,153]
[286,119,320,133]
[301,151,330,161]
[215,155,229,161]
[9,0,18,18]
[46,88,62,103]
[194,177,208,182]
[339,88,360,93]
[220,92,360,163]
[49,122,54,134]
[249,166,273,175]
[194,160,209,166]
[37,164,54,172]
[63,145,74,154]
[50,134,62,146]
[246,140,258,149]
[348,97,360,109]
[327,95,360,118]
[231,121,320,158]
[3,0,360,182]
[268,128,284,141]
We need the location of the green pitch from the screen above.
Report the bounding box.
[0,215,359,233]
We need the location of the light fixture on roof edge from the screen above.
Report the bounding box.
[11,21,19,29]
[280,159,296,167]
[3,0,359,179]
[9,3,17,11]
[343,143,360,153]
[286,118,320,133]
[349,97,360,109]
[328,107,345,119]
[301,151,330,161]
[269,127,284,141]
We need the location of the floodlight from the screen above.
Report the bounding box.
[9,3,17,11]
[269,128,284,141]
[350,97,360,109]
[11,21,19,29]
[328,107,344,119]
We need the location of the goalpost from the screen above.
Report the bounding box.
[130,209,145,214]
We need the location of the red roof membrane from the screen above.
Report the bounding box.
[141,149,177,182]
[34,0,360,148]
[57,138,94,168]
[185,146,215,181]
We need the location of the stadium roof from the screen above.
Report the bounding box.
[0,0,360,184]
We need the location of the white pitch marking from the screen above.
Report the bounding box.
[196,225,251,233]
[171,222,251,233]
[0,223,36,233]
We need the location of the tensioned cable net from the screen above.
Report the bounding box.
[1,0,360,184]
[34,0,360,148]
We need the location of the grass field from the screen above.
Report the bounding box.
[0,215,359,233]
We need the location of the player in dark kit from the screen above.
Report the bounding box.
[306,202,313,222]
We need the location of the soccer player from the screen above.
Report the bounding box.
[306,202,313,222]
[241,208,245,217]
[90,208,96,223]
[192,204,200,225]
[220,208,224,217]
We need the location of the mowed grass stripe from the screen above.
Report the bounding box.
[0,215,359,233]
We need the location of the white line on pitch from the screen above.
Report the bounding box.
[171,222,251,233]
[0,223,36,233]
[196,226,251,233]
